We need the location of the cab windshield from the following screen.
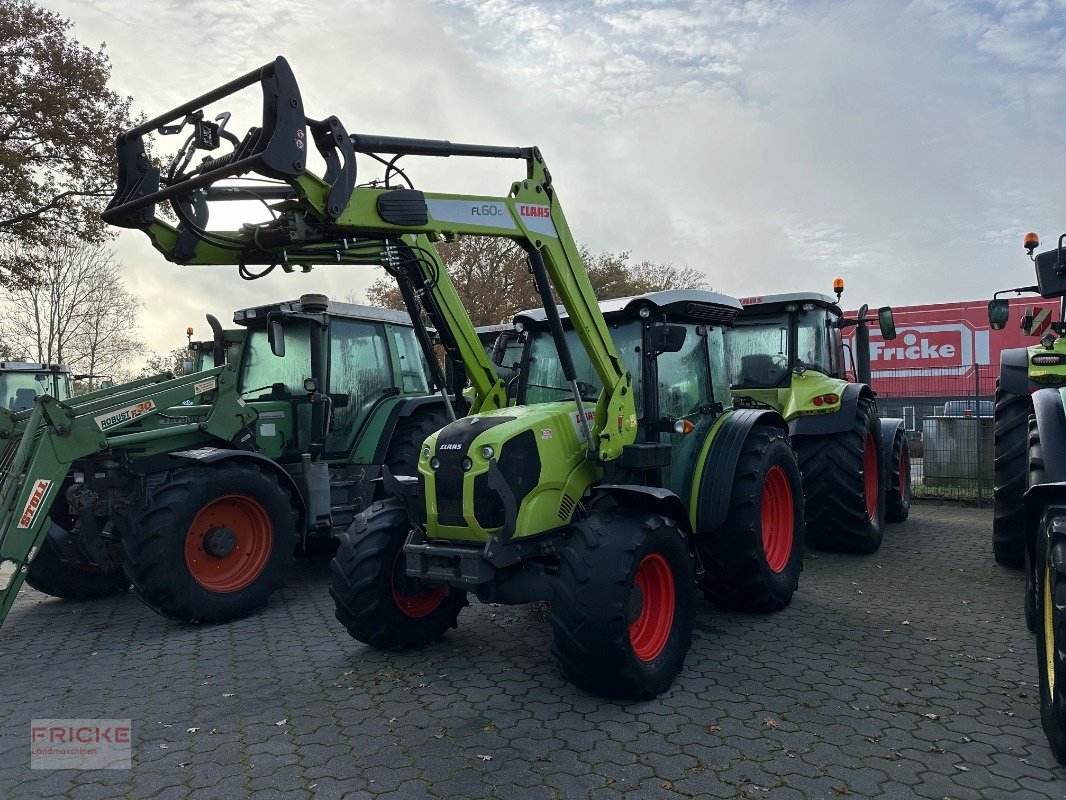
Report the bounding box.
[239,322,312,398]
[522,324,643,408]
[726,309,835,388]
[1,371,58,411]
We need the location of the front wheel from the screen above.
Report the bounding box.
[118,463,298,624]
[1034,507,1066,765]
[549,502,696,700]
[697,425,804,612]
[330,500,467,650]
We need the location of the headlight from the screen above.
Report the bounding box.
[430,457,440,470]
[462,457,473,471]
[422,446,431,460]
[481,445,495,460]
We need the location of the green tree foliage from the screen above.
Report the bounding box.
[0,1,135,286]
[365,238,710,325]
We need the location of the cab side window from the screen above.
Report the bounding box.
[326,319,393,452]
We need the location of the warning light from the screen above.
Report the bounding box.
[1024,231,1040,255]
[833,278,844,300]
[186,327,194,336]
[673,419,695,435]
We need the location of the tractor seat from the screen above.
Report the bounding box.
[738,354,783,386]
[11,387,38,412]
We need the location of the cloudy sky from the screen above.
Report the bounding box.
[41,0,1066,357]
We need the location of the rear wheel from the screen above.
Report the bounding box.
[697,425,804,611]
[993,388,1032,567]
[885,431,911,523]
[1034,507,1066,765]
[549,502,695,699]
[330,500,466,649]
[796,395,886,554]
[118,463,298,623]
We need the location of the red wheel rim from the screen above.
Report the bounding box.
[864,431,879,522]
[629,553,676,662]
[391,551,446,618]
[760,465,794,573]
[184,495,273,592]
[899,446,910,503]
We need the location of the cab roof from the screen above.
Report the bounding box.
[0,361,71,374]
[737,292,842,316]
[233,298,415,327]
[514,290,743,328]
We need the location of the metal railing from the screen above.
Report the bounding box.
[874,364,998,503]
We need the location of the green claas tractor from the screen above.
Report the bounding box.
[725,285,908,554]
[986,231,1066,764]
[0,296,457,625]
[99,56,804,698]
[0,362,73,411]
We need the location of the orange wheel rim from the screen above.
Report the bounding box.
[390,551,446,618]
[761,465,794,573]
[629,553,676,662]
[184,495,273,592]
[864,431,879,522]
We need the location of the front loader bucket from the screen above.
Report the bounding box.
[102,56,307,229]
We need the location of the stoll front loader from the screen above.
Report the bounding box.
[1,362,73,411]
[98,56,804,699]
[986,232,1066,764]
[725,286,908,554]
[0,296,459,626]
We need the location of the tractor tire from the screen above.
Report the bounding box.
[993,387,1032,568]
[379,408,450,492]
[330,500,466,649]
[795,395,886,554]
[25,494,130,601]
[118,462,298,624]
[1025,418,1047,634]
[885,431,911,523]
[1034,507,1066,765]
[25,535,130,600]
[697,425,804,612]
[549,501,696,699]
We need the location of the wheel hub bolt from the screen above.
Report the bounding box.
[202,526,237,557]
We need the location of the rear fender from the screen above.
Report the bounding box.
[788,382,870,437]
[1024,389,1066,536]
[879,417,905,477]
[691,409,787,533]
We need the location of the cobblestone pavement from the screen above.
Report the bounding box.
[0,503,1063,799]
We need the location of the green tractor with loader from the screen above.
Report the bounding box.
[725,285,909,553]
[1,362,73,411]
[986,231,1066,765]
[97,55,805,698]
[0,295,462,625]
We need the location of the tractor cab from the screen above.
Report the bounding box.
[510,290,740,495]
[229,295,434,464]
[0,362,72,411]
[726,290,895,421]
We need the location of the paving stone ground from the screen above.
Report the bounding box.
[0,502,1062,799]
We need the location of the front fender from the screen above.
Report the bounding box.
[691,409,787,533]
[788,382,871,437]
[1000,347,1033,396]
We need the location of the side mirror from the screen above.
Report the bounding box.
[987,298,1010,331]
[268,319,285,357]
[490,331,521,367]
[650,322,687,354]
[181,359,194,376]
[877,307,896,340]
[1021,306,1035,336]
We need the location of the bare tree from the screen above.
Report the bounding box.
[365,238,710,324]
[0,1,137,287]
[0,241,144,389]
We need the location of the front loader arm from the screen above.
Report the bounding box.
[102,56,635,458]
[0,364,255,627]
